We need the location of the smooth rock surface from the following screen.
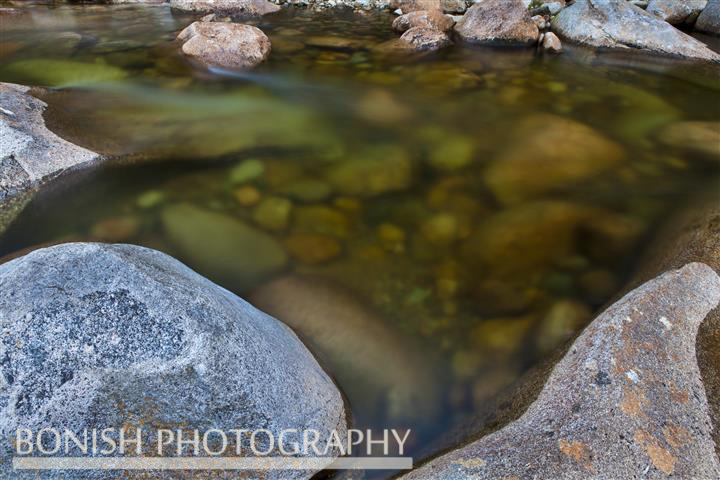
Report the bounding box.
[484,114,625,205]
[647,0,707,25]
[4,59,128,87]
[325,145,412,197]
[552,0,720,62]
[249,274,442,425]
[656,120,720,160]
[460,200,593,278]
[170,0,280,15]
[0,83,100,204]
[454,0,539,45]
[631,189,720,456]
[697,0,720,35]
[0,243,347,479]
[392,10,455,32]
[178,21,271,69]
[403,262,720,479]
[161,203,288,289]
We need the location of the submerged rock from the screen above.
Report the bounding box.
[178,21,271,69]
[249,275,443,426]
[403,263,720,479]
[696,0,720,34]
[552,0,720,62]
[252,195,293,231]
[0,243,346,479]
[484,114,625,205]
[656,120,720,160]
[392,10,455,33]
[454,0,539,45]
[326,145,412,197]
[293,205,351,238]
[3,59,127,87]
[284,233,342,264]
[170,0,280,16]
[647,0,707,25]
[161,203,288,289]
[0,83,100,205]
[460,200,591,278]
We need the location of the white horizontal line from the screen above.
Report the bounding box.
[13,456,413,470]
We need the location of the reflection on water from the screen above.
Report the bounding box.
[1,3,719,476]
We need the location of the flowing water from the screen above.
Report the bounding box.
[1,3,719,477]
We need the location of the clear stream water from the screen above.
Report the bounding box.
[1,2,719,477]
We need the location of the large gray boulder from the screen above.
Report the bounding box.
[0,243,347,479]
[697,0,720,34]
[647,0,707,25]
[178,21,271,69]
[402,262,720,479]
[0,83,99,206]
[552,0,720,62]
[454,0,539,45]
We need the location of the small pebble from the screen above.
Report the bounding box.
[252,196,292,231]
[233,185,261,207]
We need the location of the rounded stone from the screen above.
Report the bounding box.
[0,243,347,479]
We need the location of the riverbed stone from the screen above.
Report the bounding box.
[4,59,127,87]
[284,233,342,264]
[460,200,592,278]
[696,0,720,34]
[170,0,280,15]
[178,21,271,69]
[0,243,347,479]
[325,145,412,197]
[392,10,455,33]
[252,196,292,231]
[249,274,442,426]
[402,262,720,479]
[0,83,100,206]
[454,0,539,45]
[552,0,720,62]
[90,215,141,242]
[536,299,591,354]
[161,203,288,289]
[484,114,626,205]
[647,0,707,25]
[233,184,262,206]
[656,120,720,160]
[293,205,351,237]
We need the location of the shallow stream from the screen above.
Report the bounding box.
[1,3,719,477]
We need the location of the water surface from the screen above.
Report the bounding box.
[1,3,719,477]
